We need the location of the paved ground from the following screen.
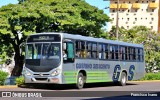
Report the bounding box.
[0,81,160,100]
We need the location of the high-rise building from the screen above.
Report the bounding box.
[109,0,159,32]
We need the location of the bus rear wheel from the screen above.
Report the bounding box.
[76,72,84,89]
[119,72,127,86]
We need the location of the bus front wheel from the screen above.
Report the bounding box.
[76,72,84,89]
[119,72,127,86]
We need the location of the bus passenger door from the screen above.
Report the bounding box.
[63,42,75,63]
[62,41,76,84]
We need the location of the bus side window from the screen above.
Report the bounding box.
[75,41,85,58]
[105,44,108,59]
[125,47,128,60]
[119,46,122,60]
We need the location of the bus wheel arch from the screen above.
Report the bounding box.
[119,70,127,86]
[76,70,87,89]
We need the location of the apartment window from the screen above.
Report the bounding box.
[129,1,131,3]
[146,18,147,20]
[122,10,124,12]
[142,1,144,3]
[127,18,129,21]
[152,0,155,3]
[122,18,123,20]
[151,26,153,29]
[135,18,137,21]
[123,2,125,3]
[113,10,115,12]
[152,9,154,12]
[135,9,137,12]
[151,18,154,21]
[128,10,130,12]
[141,18,143,20]
[112,18,114,20]
[115,2,117,4]
[142,9,143,11]
[136,1,139,3]
[127,26,129,29]
[147,1,148,3]
[146,9,148,12]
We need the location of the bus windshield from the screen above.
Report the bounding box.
[25,43,61,72]
[26,43,61,60]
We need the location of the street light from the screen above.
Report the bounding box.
[103,0,119,40]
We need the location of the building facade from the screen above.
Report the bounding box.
[109,0,159,32]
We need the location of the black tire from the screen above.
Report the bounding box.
[76,73,84,89]
[119,72,127,86]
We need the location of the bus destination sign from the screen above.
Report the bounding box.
[27,34,61,42]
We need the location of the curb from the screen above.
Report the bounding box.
[0,85,17,88]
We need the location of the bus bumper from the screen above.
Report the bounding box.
[24,75,62,84]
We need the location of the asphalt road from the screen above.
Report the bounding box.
[0,81,160,100]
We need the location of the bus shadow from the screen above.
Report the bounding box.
[20,82,138,90]
[83,82,137,89]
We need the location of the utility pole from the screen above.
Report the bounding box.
[116,0,119,40]
[103,0,119,40]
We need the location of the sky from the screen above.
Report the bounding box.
[0,0,18,7]
[85,0,110,15]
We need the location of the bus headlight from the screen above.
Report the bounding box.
[24,70,32,76]
[51,69,61,76]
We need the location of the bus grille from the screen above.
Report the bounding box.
[35,78,48,81]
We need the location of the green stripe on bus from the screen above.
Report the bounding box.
[63,71,77,76]
[63,71,111,84]
[63,71,77,84]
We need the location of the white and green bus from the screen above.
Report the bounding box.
[23,32,145,89]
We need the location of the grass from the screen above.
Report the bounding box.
[138,72,160,81]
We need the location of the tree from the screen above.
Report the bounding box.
[0,0,110,76]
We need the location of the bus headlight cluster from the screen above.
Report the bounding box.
[51,69,61,76]
[23,69,32,76]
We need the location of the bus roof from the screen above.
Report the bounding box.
[29,32,144,48]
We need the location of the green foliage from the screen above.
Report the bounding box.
[0,71,8,85]
[108,26,160,72]
[16,76,25,86]
[139,73,160,80]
